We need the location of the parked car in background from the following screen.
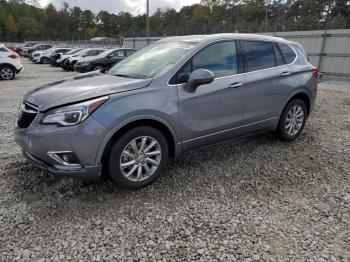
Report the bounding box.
[32,47,72,64]
[5,44,21,54]
[26,44,52,58]
[62,48,105,71]
[15,34,317,189]
[0,44,23,80]
[55,48,83,66]
[19,42,38,56]
[50,48,82,66]
[75,48,135,73]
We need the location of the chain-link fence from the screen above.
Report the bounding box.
[4,29,350,77]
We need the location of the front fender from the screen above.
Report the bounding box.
[95,114,180,163]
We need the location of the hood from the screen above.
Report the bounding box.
[24,72,153,111]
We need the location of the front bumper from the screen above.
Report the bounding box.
[23,151,102,181]
[15,114,108,182]
[32,56,41,63]
[16,66,23,74]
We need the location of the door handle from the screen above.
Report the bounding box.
[229,82,243,88]
[280,72,291,77]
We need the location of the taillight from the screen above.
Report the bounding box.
[312,67,319,79]
[8,54,18,59]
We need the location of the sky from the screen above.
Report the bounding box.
[39,0,201,15]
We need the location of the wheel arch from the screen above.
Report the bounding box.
[280,91,311,118]
[0,63,16,71]
[97,116,179,165]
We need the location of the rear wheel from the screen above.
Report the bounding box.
[0,65,15,80]
[108,126,169,189]
[278,99,307,141]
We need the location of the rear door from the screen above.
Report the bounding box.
[176,41,245,150]
[240,40,293,125]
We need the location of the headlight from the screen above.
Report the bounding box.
[79,62,90,66]
[41,96,109,127]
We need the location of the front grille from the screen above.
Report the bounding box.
[17,102,39,128]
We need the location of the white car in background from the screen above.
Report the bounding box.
[32,47,72,64]
[0,44,23,80]
[56,48,84,65]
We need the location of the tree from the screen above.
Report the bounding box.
[17,17,39,39]
[5,14,17,39]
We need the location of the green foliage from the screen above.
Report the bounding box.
[0,0,349,41]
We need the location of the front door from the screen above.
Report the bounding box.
[176,41,245,150]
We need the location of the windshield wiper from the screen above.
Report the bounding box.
[114,74,140,79]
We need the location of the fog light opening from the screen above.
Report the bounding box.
[47,151,81,167]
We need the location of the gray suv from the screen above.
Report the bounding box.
[15,34,317,189]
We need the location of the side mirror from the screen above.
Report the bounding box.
[107,54,113,59]
[185,69,214,92]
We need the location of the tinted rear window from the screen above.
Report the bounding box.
[273,44,284,66]
[243,41,276,72]
[278,43,296,64]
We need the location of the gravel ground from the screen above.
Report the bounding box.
[0,59,349,261]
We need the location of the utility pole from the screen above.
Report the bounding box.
[146,0,150,37]
[265,8,268,32]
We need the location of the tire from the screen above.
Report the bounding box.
[108,126,169,189]
[41,57,50,64]
[278,99,307,141]
[0,65,16,80]
[93,64,103,71]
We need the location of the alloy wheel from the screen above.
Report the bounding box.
[0,67,14,80]
[119,136,162,182]
[285,105,304,136]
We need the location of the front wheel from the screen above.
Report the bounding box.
[93,64,103,71]
[0,65,15,80]
[41,57,50,64]
[108,126,169,189]
[278,99,307,141]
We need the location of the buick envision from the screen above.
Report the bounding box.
[15,34,317,189]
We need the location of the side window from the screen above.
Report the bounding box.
[175,41,237,83]
[193,41,237,78]
[243,41,276,72]
[273,44,284,66]
[111,50,125,57]
[126,50,134,56]
[87,50,101,56]
[278,43,296,64]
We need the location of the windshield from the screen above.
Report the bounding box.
[109,41,197,79]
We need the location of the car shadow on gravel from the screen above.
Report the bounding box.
[1,128,335,208]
